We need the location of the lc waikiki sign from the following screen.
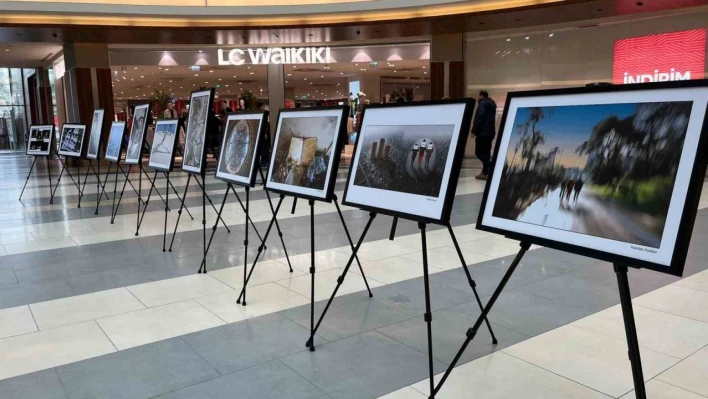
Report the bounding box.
[613,29,706,84]
[218,47,333,66]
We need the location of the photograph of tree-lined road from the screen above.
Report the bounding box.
[492,101,693,248]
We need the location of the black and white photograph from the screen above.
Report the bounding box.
[266,108,345,200]
[480,83,708,272]
[344,101,472,222]
[182,89,213,174]
[58,124,87,158]
[148,119,179,170]
[125,104,149,164]
[26,125,54,156]
[216,113,265,186]
[105,121,126,162]
[86,109,105,159]
[352,125,454,197]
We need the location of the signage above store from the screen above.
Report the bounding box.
[612,29,706,84]
[218,47,333,66]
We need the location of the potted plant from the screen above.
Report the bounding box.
[152,89,173,119]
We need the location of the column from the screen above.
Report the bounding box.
[267,63,285,131]
[431,34,465,100]
[62,43,115,146]
[35,68,55,125]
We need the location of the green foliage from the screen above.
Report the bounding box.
[240,90,257,111]
[152,89,173,119]
[591,176,675,216]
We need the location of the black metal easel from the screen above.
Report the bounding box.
[80,156,111,214]
[134,167,193,236]
[19,155,55,203]
[49,149,82,205]
[614,264,647,399]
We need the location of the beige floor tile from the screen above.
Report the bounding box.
[635,285,708,323]
[278,249,362,273]
[360,256,445,284]
[97,300,225,350]
[401,245,492,271]
[411,352,611,399]
[572,304,708,358]
[30,288,145,330]
[276,268,383,301]
[127,274,233,307]
[464,237,522,258]
[620,380,707,399]
[210,260,306,290]
[196,282,309,323]
[675,270,708,293]
[657,345,708,397]
[504,325,680,397]
[0,306,38,339]
[0,321,116,380]
[335,240,418,261]
[378,386,427,399]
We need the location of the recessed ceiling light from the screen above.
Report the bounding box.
[506,38,511,42]
[194,74,199,76]
[304,77,307,80]
[340,72,344,75]
[525,36,529,40]
[209,70,213,73]
[285,81,288,83]
[140,75,144,78]
[293,65,297,68]
[225,84,229,87]
[199,50,203,53]
[393,70,396,73]
[320,75,324,78]
[549,33,554,37]
[169,80,173,83]
[133,67,138,70]
[287,73,292,76]
[249,72,254,75]
[424,71,427,74]
[247,66,251,69]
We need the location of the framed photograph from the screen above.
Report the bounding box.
[58,124,87,158]
[343,100,475,224]
[215,111,267,187]
[182,88,215,174]
[478,80,708,276]
[265,106,348,202]
[148,119,180,171]
[86,109,105,160]
[105,121,126,163]
[124,103,150,165]
[26,125,54,156]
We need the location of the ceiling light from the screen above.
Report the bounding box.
[158,67,161,70]
[525,36,529,40]
[424,71,427,74]
[355,63,358,66]
[506,38,511,42]
[199,50,203,53]
[209,70,214,73]
[140,75,144,78]
[549,33,554,37]
[218,78,222,81]
[422,66,426,69]
[249,72,254,75]
[293,65,297,68]
[133,67,138,70]
[194,74,199,77]
[393,70,397,73]
[287,73,292,76]
[340,72,344,75]
[304,77,307,80]
[225,84,229,87]
[169,80,173,83]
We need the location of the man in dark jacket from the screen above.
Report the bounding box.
[472,90,497,180]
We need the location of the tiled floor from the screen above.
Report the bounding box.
[0,153,707,398]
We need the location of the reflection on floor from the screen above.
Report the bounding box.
[0,153,707,399]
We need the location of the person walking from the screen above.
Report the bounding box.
[472,90,497,180]
[574,178,584,202]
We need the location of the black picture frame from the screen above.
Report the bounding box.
[57,123,88,159]
[182,87,216,175]
[265,106,349,203]
[105,121,127,163]
[26,124,55,157]
[476,79,708,277]
[123,103,152,166]
[342,98,475,225]
[148,118,180,172]
[86,108,105,160]
[215,110,269,188]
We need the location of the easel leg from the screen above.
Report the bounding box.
[447,224,497,344]
[19,157,37,201]
[142,166,168,209]
[117,164,143,201]
[241,187,250,304]
[291,197,297,214]
[76,161,82,208]
[163,172,169,252]
[197,185,230,274]
[47,156,53,204]
[169,174,192,252]
[111,165,133,224]
[195,176,230,233]
[432,242,530,396]
[333,194,372,297]
[237,195,286,303]
[228,184,265,248]
[93,161,110,201]
[96,162,112,215]
[389,216,398,241]
[80,159,91,197]
[258,167,292,272]
[136,165,143,232]
[49,163,66,205]
[419,222,435,397]
[166,174,193,219]
[136,170,159,236]
[306,212,377,349]
[614,264,647,399]
[201,173,207,272]
[308,199,316,351]
[110,163,119,221]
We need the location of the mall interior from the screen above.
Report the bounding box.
[1,0,708,398]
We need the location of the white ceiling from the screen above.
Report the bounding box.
[0,42,61,67]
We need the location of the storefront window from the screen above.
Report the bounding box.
[0,68,28,151]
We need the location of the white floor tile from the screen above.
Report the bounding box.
[504,325,680,397]
[378,386,427,399]
[336,240,418,261]
[30,288,146,330]
[411,352,610,399]
[276,268,383,301]
[392,231,453,251]
[4,237,78,255]
[195,283,309,323]
[278,249,361,273]
[0,321,116,380]
[572,304,708,358]
[127,274,233,307]
[635,285,708,323]
[210,260,306,290]
[97,300,225,350]
[0,306,37,339]
[620,380,706,399]
[657,345,708,397]
[400,245,492,271]
[463,237,522,258]
[675,270,708,293]
[360,256,445,285]
[446,224,494,242]
[70,230,136,246]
